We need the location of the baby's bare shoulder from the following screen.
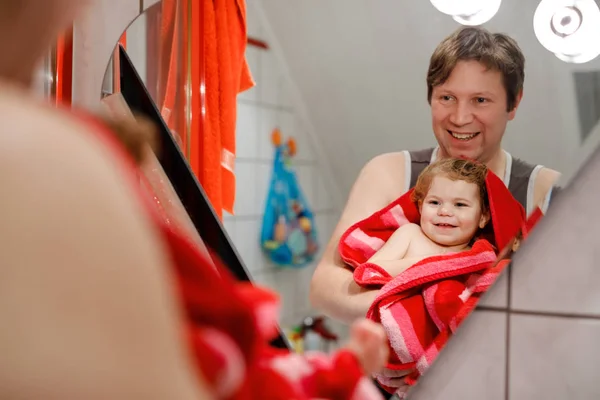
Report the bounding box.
[400,223,422,231]
[393,223,422,237]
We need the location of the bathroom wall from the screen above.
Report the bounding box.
[222,2,346,340]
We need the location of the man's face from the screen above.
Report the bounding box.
[430,60,521,163]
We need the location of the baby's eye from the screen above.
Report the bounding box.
[455,202,468,207]
[428,200,439,205]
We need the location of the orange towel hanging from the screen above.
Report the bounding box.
[55,28,73,106]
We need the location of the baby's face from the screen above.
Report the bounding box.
[420,176,488,247]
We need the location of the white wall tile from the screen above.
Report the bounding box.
[257,108,278,160]
[295,265,317,318]
[293,118,317,162]
[314,173,333,211]
[277,81,294,109]
[273,268,302,327]
[254,162,273,215]
[260,51,283,105]
[236,103,260,158]
[222,217,236,237]
[295,165,316,209]
[278,110,295,138]
[314,213,335,255]
[234,162,257,216]
[233,218,262,273]
[252,270,278,293]
[245,1,262,39]
[256,251,274,276]
[509,315,600,399]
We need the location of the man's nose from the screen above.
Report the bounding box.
[449,102,474,126]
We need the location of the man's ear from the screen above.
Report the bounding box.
[508,90,523,121]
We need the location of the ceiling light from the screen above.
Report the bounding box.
[533,0,600,64]
[429,0,484,17]
[453,0,503,26]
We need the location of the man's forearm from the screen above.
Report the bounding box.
[310,266,380,325]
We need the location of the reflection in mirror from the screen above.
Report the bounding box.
[33,29,73,104]
[247,0,600,398]
[100,4,208,270]
[32,50,54,100]
[101,1,191,158]
[103,35,290,350]
[100,91,210,258]
[94,0,600,398]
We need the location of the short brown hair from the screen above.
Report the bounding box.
[411,158,489,214]
[426,26,525,112]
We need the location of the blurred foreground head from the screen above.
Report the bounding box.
[0,0,83,86]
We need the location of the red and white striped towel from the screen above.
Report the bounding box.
[338,171,540,395]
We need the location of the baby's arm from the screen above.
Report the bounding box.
[367,223,420,263]
[366,224,427,277]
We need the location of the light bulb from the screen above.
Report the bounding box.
[533,0,600,64]
[555,48,600,63]
[429,0,484,17]
[453,0,503,26]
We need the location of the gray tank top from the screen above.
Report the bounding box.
[405,147,555,215]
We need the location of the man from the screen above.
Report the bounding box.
[310,26,561,392]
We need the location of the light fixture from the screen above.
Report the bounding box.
[453,0,503,26]
[533,0,600,64]
[429,0,484,17]
[430,0,502,26]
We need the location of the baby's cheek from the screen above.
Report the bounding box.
[460,217,479,236]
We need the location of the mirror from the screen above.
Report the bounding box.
[247,0,600,399]
[101,1,191,158]
[92,0,600,399]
